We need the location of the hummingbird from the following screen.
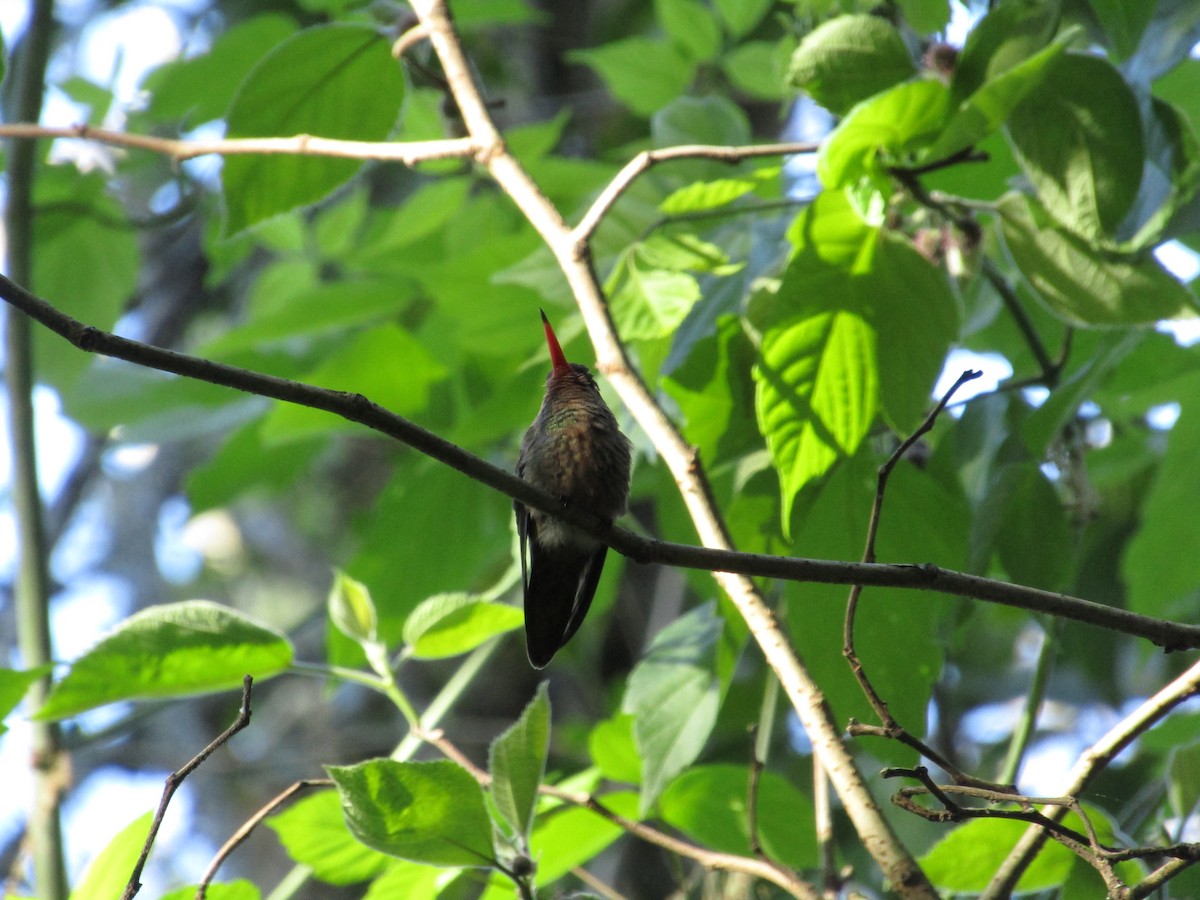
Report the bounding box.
[515,311,633,668]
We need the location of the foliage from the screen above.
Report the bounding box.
[5,0,1200,897]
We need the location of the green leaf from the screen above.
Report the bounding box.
[926,33,1069,161]
[328,759,494,867]
[1022,332,1140,455]
[870,231,960,432]
[713,0,772,38]
[610,263,701,341]
[1123,386,1200,620]
[652,94,751,149]
[160,882,259,900]
[588,713,641,785]
[998,192,1193,326]
[952,0,1059,103]
[206,280,408,356]
[656,0,722,62]
[260,324,448,443]
[32,170,140,390]
[329,571,379,646]
[659,765,816,869]
[69,812,152,900]
[63,362,254,442]
[1169,741,1200,820]
[488,682,550,843]
[143,14,298,125]
[983,463,1074,592]
[755,307,877,531]
[267,790,390,884]
[660,178,757,215]
[1087,0,1154,60]
[223,25,405,234]
[37,601,292,720]
[0,666,51,735]
[663,314,760,467]
[362,861,444,899]
[568,38,694,117]
[622,603,723,816]
[402,594,523,659]
[346,461,510,663]
[817,78,950,191]
[921,817,1075,892]
[186,423,320,512]
[788,14,915,116]
[896,0,950,34]
[1008,54,1144,238]
[721,39,789,101]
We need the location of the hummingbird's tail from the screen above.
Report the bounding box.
[523,541,608,669]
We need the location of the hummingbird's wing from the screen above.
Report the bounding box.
[561,545,607,648]
[523,531,603,669]
[514,500,530,599]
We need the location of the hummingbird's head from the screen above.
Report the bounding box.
[539,310,599,394]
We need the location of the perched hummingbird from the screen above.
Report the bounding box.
[515,311,632,668]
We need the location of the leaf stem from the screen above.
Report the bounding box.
[997,619,1059,791]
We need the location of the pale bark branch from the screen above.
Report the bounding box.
[0,123,478,165]
[406,1,938,896]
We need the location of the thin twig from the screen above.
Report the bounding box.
[196,779,332,899]
[0,123,478,165]
[572,141,819,250]
[841,372,988,781]
[391,22,430,57]
[2,275,1199,654]
[981,258,1062,384]
[746,725,766,860]
[122,677,254,900]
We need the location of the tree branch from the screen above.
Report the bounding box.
[4,2,69,893]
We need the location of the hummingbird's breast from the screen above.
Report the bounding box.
[518,379,632,541]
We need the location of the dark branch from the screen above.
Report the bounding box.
[4,275,1200,651]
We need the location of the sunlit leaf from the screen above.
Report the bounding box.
[402,594,523,659]
[37,601,292,720]
[223,25,405,234]
[267,791,390,885]
[69,812,152,900]
[999,193,1193,326]
[1008,54,1144,238]
[788,14,915,116]
[329,759,494,867]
